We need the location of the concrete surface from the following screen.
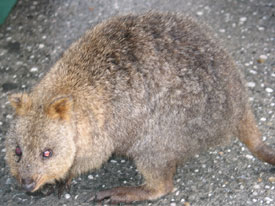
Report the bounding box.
[0,0,274,205]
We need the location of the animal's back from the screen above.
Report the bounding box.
[61,13,248,160]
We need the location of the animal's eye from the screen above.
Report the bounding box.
[42,149,53,159]
[15,146,22,156]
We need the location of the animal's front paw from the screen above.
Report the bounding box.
[56,178,72,199]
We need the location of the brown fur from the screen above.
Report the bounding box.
[5,12,275,203]
[8,93,32,116]
[45,96,73,121]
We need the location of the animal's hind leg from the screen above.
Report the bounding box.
[237,105,275,165]
[95,161,176,204]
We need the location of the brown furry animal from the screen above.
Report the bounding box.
[5,12,275,204]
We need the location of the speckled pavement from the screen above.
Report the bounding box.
[0,0,274,205]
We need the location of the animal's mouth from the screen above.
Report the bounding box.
[22,179,36,192]
[21,175,49,193]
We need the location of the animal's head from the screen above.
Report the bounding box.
[5,93,76,192]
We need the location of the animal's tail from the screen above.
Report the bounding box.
[237,105,275,165]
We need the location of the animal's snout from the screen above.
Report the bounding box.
[21,178,36,192]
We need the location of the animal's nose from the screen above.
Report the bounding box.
[21,178,36,192]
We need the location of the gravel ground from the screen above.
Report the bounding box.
[0,0,274,205]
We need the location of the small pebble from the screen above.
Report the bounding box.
[257,55,268,63]
[65,193,71,199]
[246,154,254,159]
[258,178,262,183]
[265,88,273,93]
[6,114,13,119]
[240,17,247,22]
[184,202,190,206]
[268,177,275,182]
[249,70,257,74]
[260,117,266,122]
[196,11,203,16]
[5,178,11,185]
[265,197,273,203]
[254,184,261,189]
[258,27,265,31]
[30,67,38,72]
[39,44,45,49]
[246,82,256,88]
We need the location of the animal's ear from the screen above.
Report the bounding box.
[8,93,32,115]
[46,96,73,121]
